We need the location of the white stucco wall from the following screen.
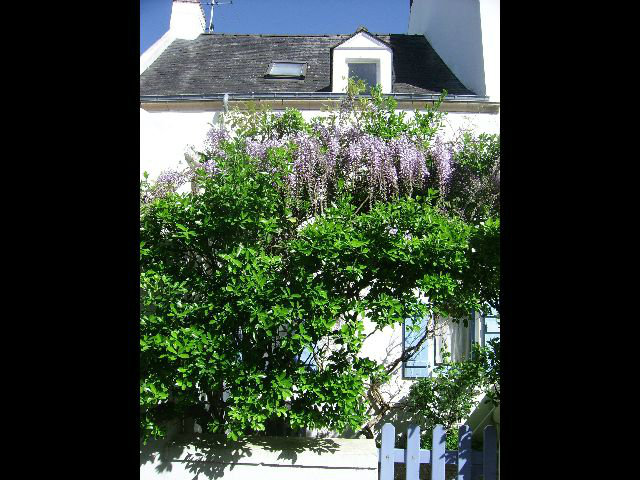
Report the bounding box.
[332,32,393,94]
[408,0,500,101]
[140,435,378,480]
[140,109,223,180]
[478,0,500,102]
[169,1,206,40]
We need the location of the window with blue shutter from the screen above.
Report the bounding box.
[402,316,429,378]
[297,346,317,371]
[482,306,500,345]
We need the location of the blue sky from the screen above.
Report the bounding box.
[141,0,410,53]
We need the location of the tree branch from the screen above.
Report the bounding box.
[384,326,434,376]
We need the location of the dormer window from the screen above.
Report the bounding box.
[265,62,307,79]
[348,61,379,93]
[332,29,393,94]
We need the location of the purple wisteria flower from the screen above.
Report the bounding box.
[288,132,328,208]
[142,168,191,204]
[390,134,429,196]
[429,135,453,195]
[204,127,229,159]
[245,137,287,161]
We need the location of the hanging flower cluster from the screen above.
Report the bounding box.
[141,168,191,204]
[203,128,229,159]
[428,135,454,196]
[224,121,432,211]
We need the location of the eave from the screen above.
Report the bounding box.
[139,92,500,114]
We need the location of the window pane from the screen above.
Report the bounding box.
[482,305,499,346]
[348,63,377,92]
[484,317,500,333]
[268,62,305,77]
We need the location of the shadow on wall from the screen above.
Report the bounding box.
[140,433,341,479]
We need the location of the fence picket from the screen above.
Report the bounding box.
[406,424,420,480]
[380,423,395,480]
[457,425,472,480]
[483,425,497,480]
[431,424,446,480]
[376,423,491,480]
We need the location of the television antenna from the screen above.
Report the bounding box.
[203,1,233,33]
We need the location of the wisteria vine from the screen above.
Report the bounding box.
[141,87,499,223]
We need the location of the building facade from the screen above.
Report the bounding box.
[140,0,500,439]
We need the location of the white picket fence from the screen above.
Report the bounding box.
[139,423,497,480]
[378,423,497,480]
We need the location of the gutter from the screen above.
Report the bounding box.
[140,92,491,103]
[140,92,499,114]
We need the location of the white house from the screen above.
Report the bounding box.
[140,0,500,440]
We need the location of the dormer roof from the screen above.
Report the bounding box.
[331,27,392,50]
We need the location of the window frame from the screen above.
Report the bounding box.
[264,61,308,79]
[433,324,448,366]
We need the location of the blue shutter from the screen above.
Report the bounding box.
[403,316,429,378]
[298,346,317,371]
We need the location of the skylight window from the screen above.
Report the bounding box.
[266,62,307,79]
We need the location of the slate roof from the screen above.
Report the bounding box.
[140,33,475,97]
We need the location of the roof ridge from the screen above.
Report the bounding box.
[198,32,416,37]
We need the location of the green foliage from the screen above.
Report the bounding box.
[467,218,500,313]
[356,83,446,145]
[484,338,500,406]
[228,105,310,140]
[141,150,381,441]
[405,339,500,449]
[446,132,500,223]
[226,102,272,139]
[140,85,500,443]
